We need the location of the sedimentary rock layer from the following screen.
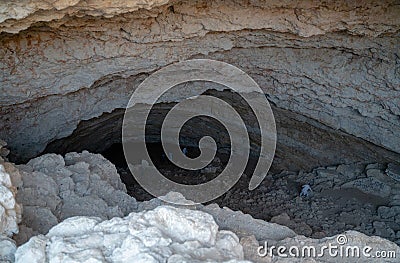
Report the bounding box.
[0,0,399,164]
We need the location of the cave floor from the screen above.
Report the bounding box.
[116,162,400,246]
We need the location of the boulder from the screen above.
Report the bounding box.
[15,206,249,263]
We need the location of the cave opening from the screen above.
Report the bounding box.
[41,88,400,243]
[98,88,261,200]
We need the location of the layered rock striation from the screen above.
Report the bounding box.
[0,0,399,168]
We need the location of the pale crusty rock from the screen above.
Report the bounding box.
[10,188,400,262]
[0,0,399,163]
[0,0,170,33]
[13,151,137,245]
[0,143,21,263]
[137,192,296,242]
[0,143,22,237]
[202,204,296,242]
[0,235,17,263]
[15,206,249,263]
[0,166,19,236]
[1,0,399,36]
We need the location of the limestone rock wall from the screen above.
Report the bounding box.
[0,0,399,162]
[13,151,138,245]
[0,141,21,237]
[0,141,21,263]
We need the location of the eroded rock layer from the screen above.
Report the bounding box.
[15,206,248,263]
[0,0,399,166]
[0,141,21,263]
[13,151,137,245]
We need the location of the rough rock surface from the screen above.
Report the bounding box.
[207,162,400,246]
[130,162,400,246]
[0,235,17,263]
[15,205,249,263]
[0,0,399,163]
[13,151,137,245]
[1,0,399,36]
[13,202,400,263]
[0,141,21,263]
[0,0,170,34]
[46,92,400,173]
[0,155,21,237]
[133,193,400,263]
[137,192,297,242]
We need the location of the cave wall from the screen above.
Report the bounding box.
[0,0,399,163]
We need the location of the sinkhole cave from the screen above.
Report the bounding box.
[1,0,400,261]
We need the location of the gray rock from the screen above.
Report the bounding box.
[373,221,396,238]
[340,177,391,198]
[336,163,364,181]
[0,235,16,263]
[270,213,313,236]
[386,163,400,183]
[202,204,296,242]
[378,206,400,220]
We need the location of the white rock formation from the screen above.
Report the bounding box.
[13,199,400,263]
[0,165,20,237]
[15,206,249,263]
[13,151,137,244]
[137,192,297,242]
[0,141,21,263]
[0,0,171,34]
[0,235,17,263]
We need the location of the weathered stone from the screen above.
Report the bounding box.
[373,221,396,238]
[336,163,365,181]
[0,0,399,166]
[240,235,272,263]
[14,151,138,244]
[0,162,21,237]
[202,204,296,242]
[15,206,248,263]
[0,1,400,261]
[386,163,400,183]
[340,177,391,198]
[0,235,16,263]
[389,195,400,206]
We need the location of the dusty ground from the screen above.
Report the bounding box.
[117,159,400,246]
